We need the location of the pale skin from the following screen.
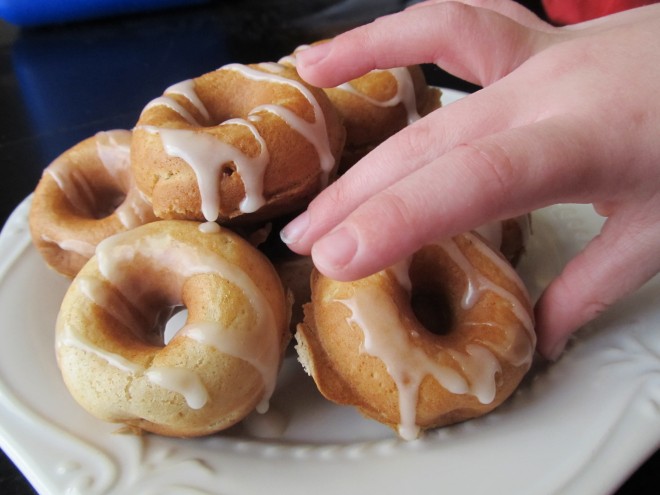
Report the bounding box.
[280,0,660,361]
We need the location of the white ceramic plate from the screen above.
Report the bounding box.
[1,89,659,495]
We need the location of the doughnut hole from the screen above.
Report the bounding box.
[409,277,453,337]
[408,253,455,337]
[55,154,130,220]
[163,307,188,344]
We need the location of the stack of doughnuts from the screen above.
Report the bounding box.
[28,41,536,439]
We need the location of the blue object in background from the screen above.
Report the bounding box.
[9,4,230,165]
[0,0,210,27]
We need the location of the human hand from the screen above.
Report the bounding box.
[279,0,660,360]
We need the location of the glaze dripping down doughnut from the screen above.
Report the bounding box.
[29,130,156,277]
[55,220,291,437]
[296,232,536,440]
[131,63,345,224]
[281,43,441,170]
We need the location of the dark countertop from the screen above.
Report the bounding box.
[0,1,658,494]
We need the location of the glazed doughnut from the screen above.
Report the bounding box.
[296,232,536,440]
[281,44,441,170]
[475,215,532,266]
[131,63,345,224]
[55,220,291,437]
[29,130,156,277]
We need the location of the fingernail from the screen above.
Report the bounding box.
[546,337,569,362]
[313,227,358,271]
[280,211,310,245]
[297,42,332,67]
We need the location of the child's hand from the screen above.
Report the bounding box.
[280,1,660,360]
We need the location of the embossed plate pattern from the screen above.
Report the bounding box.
[1,89,659,495]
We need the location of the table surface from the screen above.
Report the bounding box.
[0,1,658,494]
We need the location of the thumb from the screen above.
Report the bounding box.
[535,204,660,360]
[296,1,553,88]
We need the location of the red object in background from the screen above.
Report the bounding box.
[542,0,656,24]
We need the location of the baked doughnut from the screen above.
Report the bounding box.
[475,215,532,266]
[281,44,441,170]
[296,232,536,440]
[55,220,291,437]
[29,130,156,277]
[131,63,345,224]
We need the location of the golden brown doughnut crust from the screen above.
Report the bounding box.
[296,232,536,439]
[324,65,442,168]
[501,215,532,266]
[280,42,441,171]
[29,130,155,277]
[131,63,345,224]
[56,220,291,437]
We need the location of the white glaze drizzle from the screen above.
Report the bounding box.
[280,46,421,124]
[114,187,155,229]
[61,229,281,411]
[75,275,158,344]
[337,67,421,124]
[137,63,335,221]
[446,344,502,404]
[387,257,413,292]
[94,129,131,181]
[41,235,96,258]
[95,130,154,229]
[144,367,209,409]
[440,233,534,344]
[198,221,221,234]
[340,287,469,441]
[257,62,286,73]
[141,79,210,126]
[165,79,211,122]
[183,321,275,413]
[336,233,535,440]
[140,118,269,220]
[47,163,98,218]
[45,130,153,231]
[142,96,200,125]
[58,323,142,374]
[224,63,335,181]
[58,323,207,409]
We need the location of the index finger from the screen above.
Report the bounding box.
[294,113,604,281]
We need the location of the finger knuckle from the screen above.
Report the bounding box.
[309,181,348,214]
[397,122,435,163]
[380,190,415,229]
[456,140,519,199]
